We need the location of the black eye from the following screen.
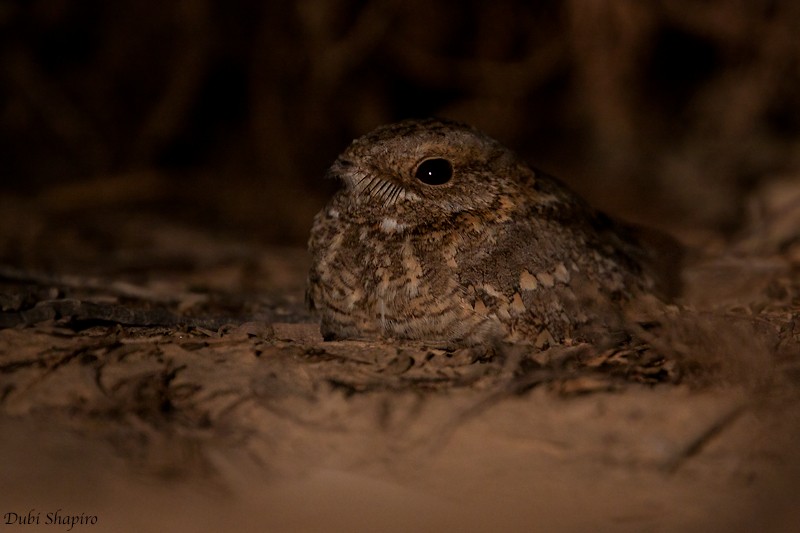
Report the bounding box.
[415,158,453,185]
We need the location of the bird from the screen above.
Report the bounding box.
[307,118,680,347]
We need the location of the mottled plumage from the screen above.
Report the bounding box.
[307,118,676,347]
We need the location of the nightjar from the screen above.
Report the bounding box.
[307,118,679,347]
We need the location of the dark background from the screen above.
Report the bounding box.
[2,0,799,247]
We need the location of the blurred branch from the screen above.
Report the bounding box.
[389,35,565,100]
[565,0,656,158]
[2,46,111,174]
[298,0,395,89]
[128,0,212,166]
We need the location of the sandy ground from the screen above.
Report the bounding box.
[1,194,799,532]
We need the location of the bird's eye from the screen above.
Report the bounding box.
[415,158,453,185]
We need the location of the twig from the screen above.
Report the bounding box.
[661,402,748,474]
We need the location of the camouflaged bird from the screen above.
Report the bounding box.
[307,118,678,347]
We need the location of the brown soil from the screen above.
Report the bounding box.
[1,188,799,533]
